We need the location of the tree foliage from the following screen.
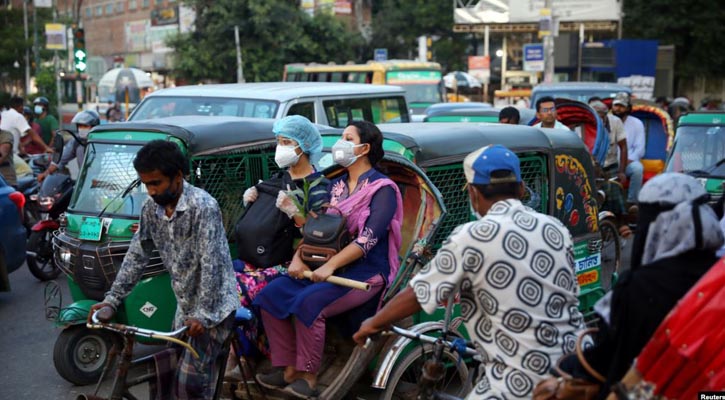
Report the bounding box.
[369,0,470,72]
[169,0,363,83]
[624,0,725,78]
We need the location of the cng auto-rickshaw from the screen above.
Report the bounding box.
[665,111,725,203]
[47,116,284,385]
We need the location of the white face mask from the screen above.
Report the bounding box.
[274,145,301,169]
[78,128,90,139]
[331,140,364,168]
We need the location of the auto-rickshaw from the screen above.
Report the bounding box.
[665,111,725,203]
[422,105,536,125]
[305,122,609,399]
[631,99,675,181]
[47,116,284,385]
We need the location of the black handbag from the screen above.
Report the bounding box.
[298,206,351,269]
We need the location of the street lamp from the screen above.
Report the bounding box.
[14,61,20,68]
[495,49,504,58]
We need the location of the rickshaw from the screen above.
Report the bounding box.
[665,111,725,204]
[631,99,675,181]
[47,116,283,385]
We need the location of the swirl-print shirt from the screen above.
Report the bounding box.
[410,199,584,399]
[104,181,238,329]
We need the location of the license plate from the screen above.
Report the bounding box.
[79,216,103,241]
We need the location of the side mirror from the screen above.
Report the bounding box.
[52,134,64,164]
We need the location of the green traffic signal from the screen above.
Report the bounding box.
[73,28,86,72]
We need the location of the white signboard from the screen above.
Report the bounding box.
[179,5,196,33]
[618,75,656,101]
[454,0,620,24]
[150,25,178,54]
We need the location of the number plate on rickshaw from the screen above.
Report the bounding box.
[79,217,103,241]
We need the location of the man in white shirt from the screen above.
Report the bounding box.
[353,145,584,399]
[0,96,52,156]
[612,93,645,204]
[533,96,570,130]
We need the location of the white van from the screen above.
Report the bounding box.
[128,82,410,127]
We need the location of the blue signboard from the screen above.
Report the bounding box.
[523,43,544,72]
[374,48,388,62]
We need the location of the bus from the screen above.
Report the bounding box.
[283,60,445,115]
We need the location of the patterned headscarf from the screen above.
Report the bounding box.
[631,173,724,268]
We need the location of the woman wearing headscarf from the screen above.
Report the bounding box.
[232,115,328,358]
[254,120,403,398]
[549,172,724,399]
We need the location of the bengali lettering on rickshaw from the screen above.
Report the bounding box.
[554,154,598,232]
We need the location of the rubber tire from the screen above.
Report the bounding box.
[321,339,382,400]
[599,219,621,292]
[380,344,470,400]
[53,325,119,386]
[26,229,61,281]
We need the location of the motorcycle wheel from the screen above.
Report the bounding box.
[26,229,61,281]
[380,343,470,400]
[53,325,120,386]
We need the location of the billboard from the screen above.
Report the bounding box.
[45,23,66,50]
[454,0,620,24]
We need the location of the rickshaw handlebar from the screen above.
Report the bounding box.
[88,310,200,359]
[370,325,481,358]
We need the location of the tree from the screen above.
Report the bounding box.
[623,0,725,79]
[169,0,363,83]
[368,0,470,72]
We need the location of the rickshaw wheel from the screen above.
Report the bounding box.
[53,325,120,385]
[320,337,383,400]
[380,343,470,400]
[599,219,621,292]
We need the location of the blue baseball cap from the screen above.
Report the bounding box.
[463,145,522,185]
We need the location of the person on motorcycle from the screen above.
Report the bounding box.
[37,110,99,182]
[353,145,584,400]
[90,140,238,399]
[33,96,58,146]
[21,106,46,154]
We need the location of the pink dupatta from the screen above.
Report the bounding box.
[330,176,403,284]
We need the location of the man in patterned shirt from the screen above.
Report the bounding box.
[90,140,238,399]
[354,145,584,399]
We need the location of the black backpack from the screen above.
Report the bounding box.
[234,172,297,268]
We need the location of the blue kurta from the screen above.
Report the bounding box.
[254,169,397,327]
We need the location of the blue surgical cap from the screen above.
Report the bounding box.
[273,116,323,163]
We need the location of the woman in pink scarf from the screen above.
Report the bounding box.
[254,121,403,398]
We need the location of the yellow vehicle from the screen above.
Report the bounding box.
[283,60,445,115]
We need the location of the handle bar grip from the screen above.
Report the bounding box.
[95,306,114,323]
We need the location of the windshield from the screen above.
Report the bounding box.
[129,96,280,121]
[399,84,444,104]
[532,90,624,105]
[386,71,443,104]
[70,143,148,216]
[667,125,725,175]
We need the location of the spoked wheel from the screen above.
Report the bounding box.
[599,219,621,292]
[380,343,470,400]
[53,325,119,385]
[26,229,61,281]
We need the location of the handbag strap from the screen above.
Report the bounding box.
[575,328,606,383]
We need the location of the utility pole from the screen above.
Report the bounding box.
[24,0,31,94]
[33,1,40,75]
[234,25,244,83]
[542,0,555,83]
[483,25,489,103]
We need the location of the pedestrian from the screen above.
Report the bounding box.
[106,101,122,122]
[89,139,238,399]
[255,120,403,398]
[38,110,99,182]
[33,96,58,146]
[0,96,53,157]
[533,96,569,130]
[498,106,520,124]
[611,92,645,207]
[354,145,584,399]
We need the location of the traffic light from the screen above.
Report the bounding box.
[426,37,432,61]
[73,28,87,73]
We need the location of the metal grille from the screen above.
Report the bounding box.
[425,154,548,249]
[190,149,280,238]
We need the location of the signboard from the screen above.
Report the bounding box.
[454,0,621,24]
[179,5,196,33]
[386,70,442,84]
[34,0,52,7]
[334,0,352,14]
[374,48,388,62]
[538,8,552,37]
[523,43,544,72]
[151,5,179,26]
[150,25,178,54]
[618,75,656,101]
[125,20,149,52]
[45,23,66,50]
[468,55,490,84]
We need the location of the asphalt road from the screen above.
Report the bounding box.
[0,239,632,399]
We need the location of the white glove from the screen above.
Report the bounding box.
[276,190,300,219]
[242,186,258,207]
